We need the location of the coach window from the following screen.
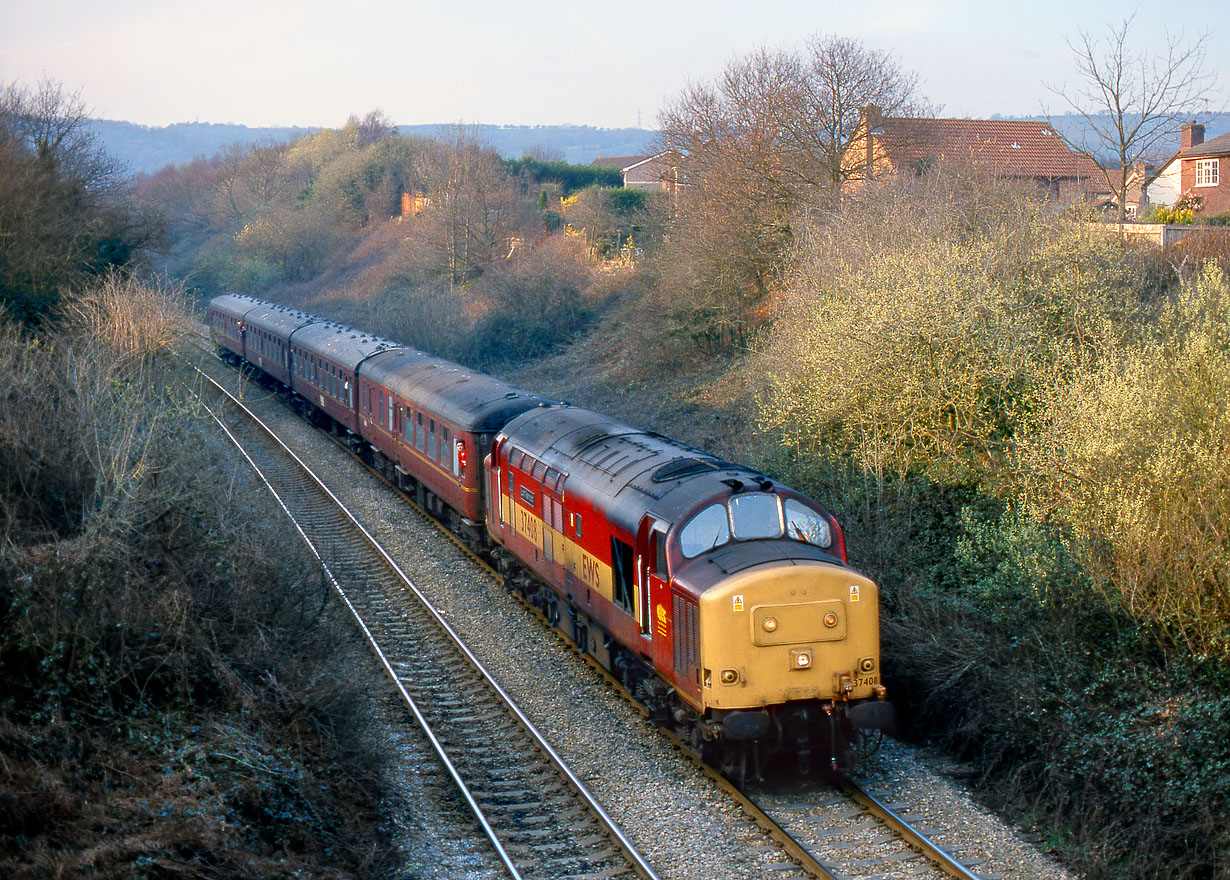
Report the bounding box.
[387,395,394,430]
[415,413,425,451]
[428,419,438,459]
[403,410,413,443]
[441,427,450,463]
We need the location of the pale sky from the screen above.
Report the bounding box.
[1,0,1225,129]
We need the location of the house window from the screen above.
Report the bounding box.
[1196,158,1219,187]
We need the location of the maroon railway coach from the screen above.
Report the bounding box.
[357,349,553,537]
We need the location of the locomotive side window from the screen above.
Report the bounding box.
[729,493,784,540]
[574,513,582,537]
[611,538,634,613]
[652,529,668,576]
[784,499,832,548]
[680,503,730,558]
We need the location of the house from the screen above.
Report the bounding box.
[846,106,1107,203]
[589,152,681,195]
[1145,123,1230,215]
[1109,162,1154,218]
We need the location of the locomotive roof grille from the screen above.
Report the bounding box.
[652,457,724,483]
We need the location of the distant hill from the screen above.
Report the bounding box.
[90,120,319,176]
[92,112,1228,178]
[90,119,658,176]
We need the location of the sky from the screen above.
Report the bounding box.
[1,0,1225,130]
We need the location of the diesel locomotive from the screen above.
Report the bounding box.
[208,294,894,775]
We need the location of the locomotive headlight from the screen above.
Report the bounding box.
[823,611,839,628]
[720,668,739,685]
[790,648,813,669]
[762,616,779,633]
[859,657,876,673]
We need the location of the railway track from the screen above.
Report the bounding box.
[191,364,660,880]
[192,344,1004,880]
[733,774,987,880]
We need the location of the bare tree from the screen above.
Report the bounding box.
[1,77,158,323]
[653,34,926,352]
[414,128,528,287]
[658,34,926,212]
[787,35,927,200]
[1046,13,1216,223]
[349,109,395,147]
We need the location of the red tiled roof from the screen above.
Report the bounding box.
[875,118,1103,179]
[1183,132,1230,158]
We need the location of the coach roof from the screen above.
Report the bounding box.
[242,301,319,339]
[209,293,266,321]
[291,320,406,371]
[362,349,556,432]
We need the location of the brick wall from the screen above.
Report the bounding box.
[1181,157,1230,215]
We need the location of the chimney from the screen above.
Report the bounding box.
[1182,122,1205,150]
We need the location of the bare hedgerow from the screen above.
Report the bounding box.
[1,277,390,876]
[758,168,1163,494]
[1024,263,1230,659]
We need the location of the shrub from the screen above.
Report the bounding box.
[1025,264,1230,659]
[758,172,1165,494]
[0,277,390,877]
[1155,204,1196,225]
[465,236,595,366]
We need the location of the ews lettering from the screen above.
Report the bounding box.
[581,554,601,587]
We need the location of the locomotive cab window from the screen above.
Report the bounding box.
[611,538,634,613]
[680,503,730,558]
[651,529,668,577]
[729,493,783,540]
[784,499,832,548]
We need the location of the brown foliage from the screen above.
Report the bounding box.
[0,279,391,877]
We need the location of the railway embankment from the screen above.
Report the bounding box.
[0,281,395,878]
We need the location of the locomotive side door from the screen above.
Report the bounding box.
[636,516,671,643]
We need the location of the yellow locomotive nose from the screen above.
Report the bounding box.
[696,561,881,711]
